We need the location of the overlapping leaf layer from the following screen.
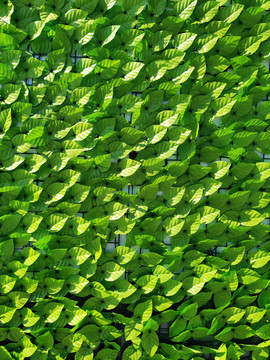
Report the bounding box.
[0,0,270,359]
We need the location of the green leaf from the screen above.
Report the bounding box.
[169,317,187,337]
[0,305,16,324]
[174,0,197,20]
[258,290,270,309]
[0,346,13,360]
[173,32,197,51]
[234,325,254,339]
[134,299,152,322]
[219,4,244,23]
[36,331,54,349]
[148,0,166,17]
[246,307,266,324]
[221,307,246,324]
[249,250,270,268]
[79,324,101,343]
[0,275,16,294]
[0,238,14,258]
[182,276,205,295]
[122,61,144,81]
[123,0,147,15]
[0,33,18,51]
[195,1,219,23]
[122,346,142,360]
[43,302,64,323]
[152,296,174,311]
[102,262,125,281]
[125,320,142,341]
[199,206,220,224]
[0,108,11,134]
[141,330,159,357]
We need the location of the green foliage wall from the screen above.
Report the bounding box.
[0,0,270,359]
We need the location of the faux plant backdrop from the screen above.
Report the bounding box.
[0,0,270,359]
